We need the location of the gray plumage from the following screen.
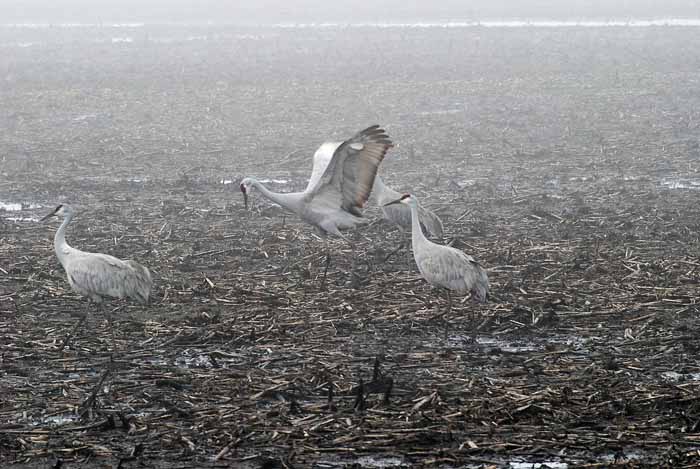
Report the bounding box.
[372,176,444,239]
[41,205,152,305]
[385,194,489,303]
[240,125,393,239]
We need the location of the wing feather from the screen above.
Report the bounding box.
[415,245,489,301]
[308,125,392,215]
[304,142,340,193]
[64,253,152,304]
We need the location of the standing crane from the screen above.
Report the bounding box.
[240,125,393,278]
[373,175,443,237]
[384,194,489,317]
[41,204,152,347]
[372,176,443,269]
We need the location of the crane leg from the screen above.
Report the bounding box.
[443,290,452,339]
[348,240,363,289]
[405,241,415,273]
[106,306,117,350]
[62,304,89,350]
[382,237,413,272]
[381,240,403,264]
[336,230,360,288]
[319,237,332,289]
[321,250,331,289]
[349,242,356,283]
[397,230,413,272]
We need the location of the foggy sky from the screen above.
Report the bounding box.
[2,0,700,24]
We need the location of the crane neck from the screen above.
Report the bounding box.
[54,212,74,265]
[250,178,303,214]
[409,202,429,247]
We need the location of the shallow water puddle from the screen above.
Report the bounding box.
[660,177,700,190]
[476,337,538,352]
[0,201,42,221]
[0,201,23,211]
[354,456,406,468]
[221,178,288,185]
[31,413,78,426]
[1,201,42,210]
[142,356,169,367]
[0,41,40,48]
[458,335,589,353]
[660,370,700,381]
[72,175,147,183]
[317,455,406,468]
[175,351,214,369]
[142,351,217,369]
[72,113,98,122]
[510,463,567,469]
[258,178,289,184]
[5,216,40,222]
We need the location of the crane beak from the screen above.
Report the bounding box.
[240,185,249,210]
[40,207,59,221]
[383,198,401,207]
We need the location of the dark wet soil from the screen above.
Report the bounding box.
[2,23,700,468]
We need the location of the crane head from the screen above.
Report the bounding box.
[240,178,253,210]
[384,194,414,207]
[40,204,71,221]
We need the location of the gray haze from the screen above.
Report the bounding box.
[2,0,700,23]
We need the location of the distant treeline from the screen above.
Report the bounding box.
[2,0,699,23]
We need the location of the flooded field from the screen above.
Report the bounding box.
[2,22,700,468]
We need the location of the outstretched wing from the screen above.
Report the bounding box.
[304,142,341,193]
[307,125,392,216]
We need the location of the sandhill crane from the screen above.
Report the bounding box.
[373,175,443,237]
[41,204,152,347]
[240,125,393,280]
[384,194,489,316]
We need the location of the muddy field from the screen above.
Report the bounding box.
[2,23,700,468]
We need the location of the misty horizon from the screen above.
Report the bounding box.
[1,0,700,24]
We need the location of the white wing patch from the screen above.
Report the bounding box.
[308,125,392,216]
[305,142,341,193]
